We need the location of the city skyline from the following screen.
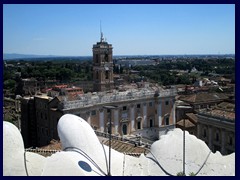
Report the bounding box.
[3,4,235,56]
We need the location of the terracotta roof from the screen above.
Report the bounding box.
[179,93,228,104]
[102,139,149,155]
[186,113,198,123]
[210,109,235,120]
[53,85,68,89]
[176,119,195,128]
[217,102,235,111]
[40,139,62,150]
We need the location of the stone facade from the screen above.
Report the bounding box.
[196,110,235,155]
[21,88,177,147]
[92,38,114,92]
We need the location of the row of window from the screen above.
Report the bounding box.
[37,126,49,137]
[89,102,170,116]
[203,129,234,146]
[95,54,110,63]
[36,101,48,109]
[95,71,110,80]
[124,117,169,131]
[37,111,47,120]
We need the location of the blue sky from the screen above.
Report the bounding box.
[3,4,235,56]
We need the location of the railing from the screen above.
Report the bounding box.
[25,148,61,157]
[197,111,235,123]
[62,88,177,110]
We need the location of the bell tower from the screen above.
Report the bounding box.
[92,26,114,92]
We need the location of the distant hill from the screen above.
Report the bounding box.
[3,53,59,60]
[3,53,94,61]
[3,53,235,61]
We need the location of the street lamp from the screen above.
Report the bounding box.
[183,118,186,175]
[103,105,118,176]
[177,105,192,176]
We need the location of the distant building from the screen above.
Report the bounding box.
[47,84,83,98]
[21,97,37,147]
[190,66,198,73]
[22,78,39,96]
[178,93,229,110]
[176,92,235,155]
[175,93,232,138]
[196,108,235,155]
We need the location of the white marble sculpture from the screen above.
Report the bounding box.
[3,114,235,176]
[3,121,46,176]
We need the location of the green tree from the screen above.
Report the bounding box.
[177,74,191,85]
[4,79,16,89]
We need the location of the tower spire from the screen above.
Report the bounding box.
[100,20,104,42]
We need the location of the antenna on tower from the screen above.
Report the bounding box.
[100,20,104,42]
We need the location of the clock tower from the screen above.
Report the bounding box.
[92,31,114,92]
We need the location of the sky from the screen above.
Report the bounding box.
[3,4,235,56]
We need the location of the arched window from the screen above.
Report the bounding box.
[136,117,142,129]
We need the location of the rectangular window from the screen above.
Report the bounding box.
[203,129,207,138]
[149,102,153,107]
[149,119,153,127]
[105,54,108,62]
[123,106,127,111]
[137,104,141,108]
[91,110,96,116]
[95,54,99,63]
[228,136,233,146]
[165,101,169,106]
[105,71,109,79]
[165,117,169,125]
[96,71,99,80]
[137,121,141,129]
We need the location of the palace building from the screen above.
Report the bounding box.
[21,86,177,147]
[21,35,177,147]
